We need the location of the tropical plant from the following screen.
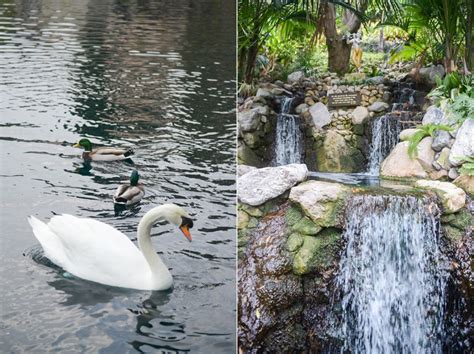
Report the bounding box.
[407,123,452,158]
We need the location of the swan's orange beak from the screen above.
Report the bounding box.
[180,225,192,242]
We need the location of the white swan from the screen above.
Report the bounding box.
[28,204,193,290]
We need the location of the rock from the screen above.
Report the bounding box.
[292,217,322,235]
[416,137,435,172]
[286,233,304,252]
[419,64,445,85]
[238,164,257,177]
[295,103,309,114]
[429,169,448,180]
[368,101,390,113]
[315,130,365,172]
[422,106,445,125]
[238,142,261,167]
[242,132,260,148]
[435,147,451,170]
[239,110,261,132]
[292,229,340,275]
[449,119,474,166]
[415,180,466,213]
[256,88,273,99]
[382,91,391,102]
[381,141,427,178]
[287,71,304,84]
[241,204,263,217]
[238,210,250,229]
[431,130,451,151]
[399,128,421,141]
[309,102,332,129]
[351,106,369,125]
[368,76,384,84]
[289,181,349,227]
[448,167,459,180]
[453,175,474,195]
[343,72,366,82]
[271,87,289,96]
[238,164,308,206]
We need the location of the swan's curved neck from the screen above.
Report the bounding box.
[136,206,171,277]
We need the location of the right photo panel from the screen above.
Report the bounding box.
[237,1,473,353]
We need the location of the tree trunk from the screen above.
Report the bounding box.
[322,2,364,75]
[466,0,473,72]
[243,40,260,84]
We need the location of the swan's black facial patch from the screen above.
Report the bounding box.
[180,216,193,229]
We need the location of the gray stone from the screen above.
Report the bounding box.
[453,175,474,195]
[449,119,474,166]
[416,137,435,172]
[419,64,445,85]
[238,164,308,206]
[309,102,332,129]
[238,110,260,132]
[435,147,451,170]
[351,106,369,125]
[422,106,446,125]
[368,101,390,113]
[399,128,421,141]
[432,130,451,152]
[237,165,257,177]
[367,76,384,84]
[256,88,272,99]
[287,71,305,84]
[295,103,309,114]
[448,167,459,180]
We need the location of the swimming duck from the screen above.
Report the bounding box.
[114,170,145,205]
[28,204,194,290]
[73,138,134,161]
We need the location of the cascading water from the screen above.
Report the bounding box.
[367,115,401,175]
[337,194,447,354]
[274,96,302,165]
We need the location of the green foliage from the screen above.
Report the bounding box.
[447,93,474,124]
[238,82,258,97]
[407,124,452,158]
[458,157,474,176]
[428,73,473,102]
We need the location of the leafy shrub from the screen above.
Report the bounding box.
[408,124,452,158]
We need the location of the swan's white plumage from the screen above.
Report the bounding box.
[27,206,183,290]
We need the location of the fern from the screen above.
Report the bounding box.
[458,156,474,177]
[407,124,452,159]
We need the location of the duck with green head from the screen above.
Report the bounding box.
[113,170,145,205]
[73,138,134,161]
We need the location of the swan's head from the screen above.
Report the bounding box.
[158,204,193,242]
[73,138,92,152]
[130,170,140,186]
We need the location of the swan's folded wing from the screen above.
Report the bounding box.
[47,215,147,285]
[28,216,68,269]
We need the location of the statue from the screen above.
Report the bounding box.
[347,32,363,71]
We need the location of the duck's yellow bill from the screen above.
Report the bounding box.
[180,225,192,242]
[73,142,80,148]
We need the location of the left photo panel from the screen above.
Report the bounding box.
[0,0,236,352]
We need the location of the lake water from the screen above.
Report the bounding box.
[0,0,236,352]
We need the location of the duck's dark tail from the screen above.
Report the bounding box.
[124,148,134,157]
[113,196,127,204]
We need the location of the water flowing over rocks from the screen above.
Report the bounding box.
[238,164,308,206]
[415,180,466,213]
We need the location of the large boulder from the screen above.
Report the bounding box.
[368,101,390,113]
[237,142,261,167]
[351,106,369,125]
[381,141,427,178]
[419,64,445,85]
[453,175,474,195]
[422,106,446,125]
[449,119,474,166]
[289,181,349,227]
[238,164,308,206]
[315,130,365,172]
[432,129,452,152]
[399,128,421,141]
[287,71,305,84]
[237,164,257,177]
[255,87,273,99]
[416,137,435,172]
[415,180,466,213]
[238,109,261,133]
[309,102,331,129]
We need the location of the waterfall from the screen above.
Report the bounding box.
[274,97,302,166]
[337,194,447,354]
[367,115,401,175]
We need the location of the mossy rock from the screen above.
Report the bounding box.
[247,217,259,229]
[441,208,473,231]
[286,233,304,253]
[292,228,341,275]
[285,205,303,226]
[443,224,465,244]
[241,204,263,218]
[238,229,250,248]
[238,210,250,230]
[292,217,322,235]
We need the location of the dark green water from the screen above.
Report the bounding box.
[0,0,236,352]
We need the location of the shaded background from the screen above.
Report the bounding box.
[0,0,236,352]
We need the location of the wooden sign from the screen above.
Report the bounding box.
[328,92,361,108]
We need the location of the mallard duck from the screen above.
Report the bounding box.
[113,170,145,205]
[73,138,134,161]
[28,204,194,290]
